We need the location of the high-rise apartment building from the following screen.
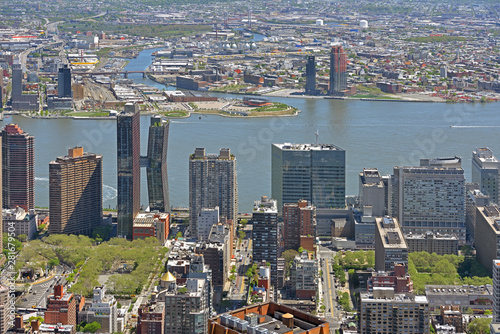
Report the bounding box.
[49,147,102,235]
[391,157,466,244]
[272,143,345,210]
[117,103,141,239]
[360,288,429,334]
[161,278,209,334]
[58,64,72,98]
[189,148,237,239]
[375,217,408,272]
[305,55,316,95]
[283,200,316,252]
[2,124,34,210]
[252,196,279,287]
[493,259,500,323]
[147,115,169,212]
[472,148,500,205]
[328,45,347,95]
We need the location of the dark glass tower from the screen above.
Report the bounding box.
[117,103,140,239]
[147,115,170,212]
[329,45,347,95]
[11,63,22,101]
[272,143,346,209]
[2,124,35,210]
[305,55,316,95]
[252,196,278,287]
[58,64,72,98]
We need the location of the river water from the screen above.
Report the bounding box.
[6,48,500,212]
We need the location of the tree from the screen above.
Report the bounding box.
[176,231,183,239]
[83,321,101,333]
[17,234,28,242]
[48,258,60,268]
[281,249,299,274]
[467,317,491,334]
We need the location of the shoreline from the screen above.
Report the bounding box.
[4,107,300,120]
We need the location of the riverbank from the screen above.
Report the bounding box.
[6,100,299,120]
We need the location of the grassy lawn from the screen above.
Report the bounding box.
[69,112,110,117]
[253,102,290,112]
[162,110,188,117]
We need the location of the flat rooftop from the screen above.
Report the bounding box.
[210,302,329,334]
[376,217,407,249]
[361,292,428,304]
[274,143,344,151]
[475,147,499,163]
[425,285,492,295]
[478,206,500,234]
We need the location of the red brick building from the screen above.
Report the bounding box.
[45,285,76,326]
[283,200,316,252]
[208,302,330,334]
[132,212,169,243]
[368,263,413,293]
[137,302,164,334]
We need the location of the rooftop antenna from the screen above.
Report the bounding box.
[315,129,319,145]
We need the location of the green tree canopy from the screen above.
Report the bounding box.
[467,317,491,334]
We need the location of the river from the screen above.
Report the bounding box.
[5,48,500,212]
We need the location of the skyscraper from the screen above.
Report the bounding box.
[189,148,237,239]
[305,55,316,95]
[283,200,316,252]
[58,64,72,98]
[328,45,347,95]
[117,103,140,239]
[11,62,38,111]
[391,157,466,244]
[272,143,345,210]
[11,63,22,101]
[147,115,169,212]
[252,196,278,287]
[49,147,102,235]
[2,124,34,210]
[472,148,500,205]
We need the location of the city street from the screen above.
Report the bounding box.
[16,265,66,310]
[317,245,341,329]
